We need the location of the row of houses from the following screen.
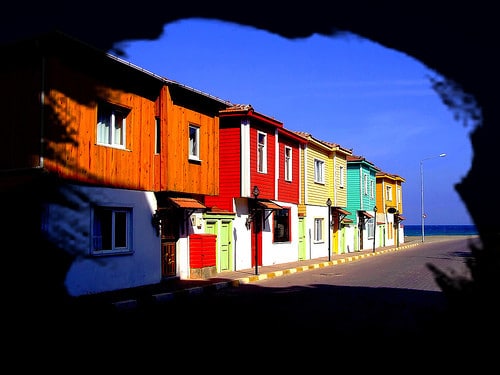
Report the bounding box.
[0,31,405,297]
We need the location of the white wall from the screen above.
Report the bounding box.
[45,185,160,297]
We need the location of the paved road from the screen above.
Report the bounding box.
[104,237,481,354]
[22,236,492,365]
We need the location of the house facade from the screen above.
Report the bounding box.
[292,131,355,257]
[205,105,306,272]
[1,31,408,297]
[376,170,406,247]
[346,155,379,251]
[0,31,231,296]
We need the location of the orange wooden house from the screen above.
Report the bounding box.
[0,31,230,296]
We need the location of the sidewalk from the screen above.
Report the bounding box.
[107,238,427,310]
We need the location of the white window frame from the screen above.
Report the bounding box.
[368,217,375,239]
[314,217,324,242]
[91,206,133,255]
[314,159,325,184]
[284,146,292,181]
[97,102,128,148]
[386,185,393,201]
[339,165,344,188]
[189,124,200,161]
[363,174,368,195]
[257,131,267,173]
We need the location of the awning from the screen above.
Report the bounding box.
[256,199,283,210]
[342,218,353,224]
[167,197,206,210]
[333,207,351,216]
[359,210,373,219]
[396,214,405,221]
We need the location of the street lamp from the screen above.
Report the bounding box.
[326,198,332,261]
[420,153,446,242]
[252,185,260,275]
[372,205,377,253]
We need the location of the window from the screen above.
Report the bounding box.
[370,180,375,198]
[339,165,344,188]
[363,174,368,195]
[314,217,324,242]
[92,206,132,255]
[397,187,401,205]
[314,159,325,184]
[273,208,290,242]
[189,124,200,160]
[284,146,292,181]
[368,217,375,239]
[155,117,161,154]
[97,102,128,148]
[386,185,393,201]
[257,131,267,173]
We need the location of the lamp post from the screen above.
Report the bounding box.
[372,205,377,253]
[420,153,446,242]
[326,198,332,261]
[252,185,260,275]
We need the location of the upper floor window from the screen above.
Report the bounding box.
[314,159,325,184]
[386,185,393,201]
[397,187,402,205]
[92,206,132,255]
[284,146,292,181]
[363,174,368,195]
[97,102,129,148]
[155,117,161,154]
[257,131,267,173]
[189,124,200,161]
[273,208,290,243]
[370,179,375,199]
[339,165,345,188]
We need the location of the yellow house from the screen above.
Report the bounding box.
[292,131,352,259]
[376,170,406,247]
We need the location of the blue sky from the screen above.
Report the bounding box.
[112,18,476,226]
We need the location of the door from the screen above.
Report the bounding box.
[251,210,262,267]
[298,217,306,260]
[160,213,178,278]
[219,221,231,271]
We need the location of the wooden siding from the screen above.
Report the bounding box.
[35,58,158,191]
[277,137,300,203]
[333,154,348,206]
[155,86,220,195]
[250,126,276,199]
[205,126,241,211]
[346,166,361,221]
[305,144,331,206]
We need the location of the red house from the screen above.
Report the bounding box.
[205,104,306,272]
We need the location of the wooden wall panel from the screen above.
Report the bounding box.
[161,88,219,196]
[41,60,157,191]
[250,126,276,199]
[305,145,331,206]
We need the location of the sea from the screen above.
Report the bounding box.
[403,224,478,237]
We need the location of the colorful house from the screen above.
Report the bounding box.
[0,31,231,296]
[376,170,406,247]
[290,131,353,258]
[346,155,379,251]
[205,105,306,272]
